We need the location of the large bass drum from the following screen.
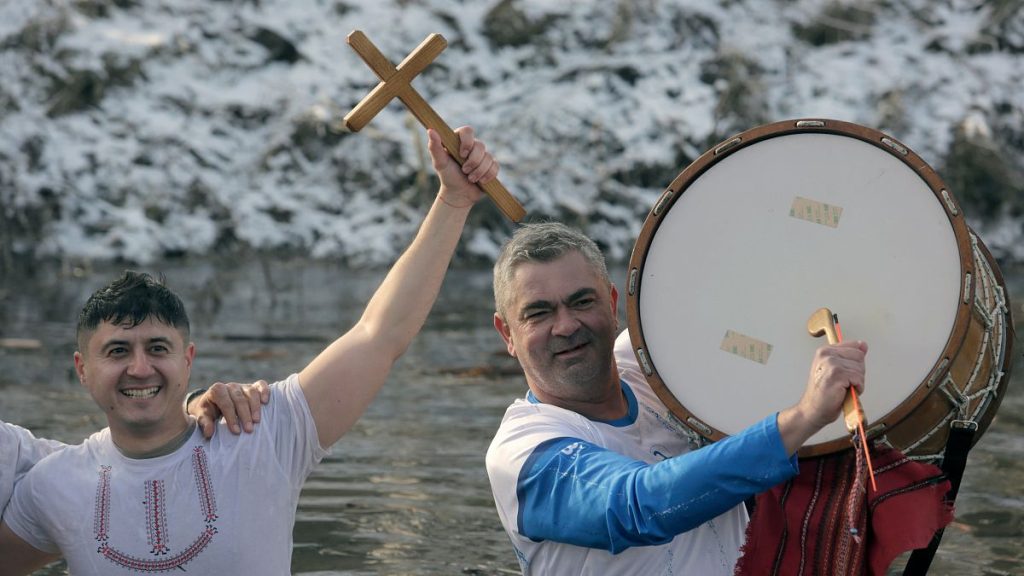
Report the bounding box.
[625,119,1013,459]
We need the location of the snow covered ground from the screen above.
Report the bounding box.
[1,0,1021,265]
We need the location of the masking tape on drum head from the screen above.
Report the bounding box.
[790,196,842,228]
[720,330,773,364]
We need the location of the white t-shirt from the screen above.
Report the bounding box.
[0,421,63,519]
[485,331,796,575]
[5,375,327,574]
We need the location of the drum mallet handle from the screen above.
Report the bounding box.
[807,307,877,490]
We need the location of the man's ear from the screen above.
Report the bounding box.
[73,351,87,388]
[493,313,516,357]
[609,283,620,331]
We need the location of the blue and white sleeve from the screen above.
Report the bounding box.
[515,414,797,554]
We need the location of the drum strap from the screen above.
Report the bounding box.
[902,423,977,575]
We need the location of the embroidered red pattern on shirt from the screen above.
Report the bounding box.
[93,465,111,543]
[92,446,219,572]
[144,480,170,555]
[193,446,218,523]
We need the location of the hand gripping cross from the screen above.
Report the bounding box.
[343,30,526,222]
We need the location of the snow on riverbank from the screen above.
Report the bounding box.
[1,0,1021,265]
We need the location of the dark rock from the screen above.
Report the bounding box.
[792,1,876,46]
[248,26,303,64]
[942,117,1024,219]
[483,0,563,48]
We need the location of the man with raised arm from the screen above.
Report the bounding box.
[485,222,868,575]
[0,126,497,575]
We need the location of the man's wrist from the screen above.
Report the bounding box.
[437,188,474,210]
[776,405,814,457]
[184,387,208,409]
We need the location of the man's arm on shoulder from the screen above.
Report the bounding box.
[298,127,495,448]
[503,417,795,553]
[0,521,57,576]
[186,380,272,438]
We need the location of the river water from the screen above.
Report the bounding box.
[1,256,1021,575]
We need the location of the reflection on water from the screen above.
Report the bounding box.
[1,256,1021,575]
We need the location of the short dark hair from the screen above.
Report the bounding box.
[76,270,191,349]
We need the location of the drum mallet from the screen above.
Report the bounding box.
[342,30,526,222]
[807,307,877,490]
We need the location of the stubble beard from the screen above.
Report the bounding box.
[546,345,616,403]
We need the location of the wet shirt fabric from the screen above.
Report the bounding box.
[5,375,327,574]
[0,421,63,518]
[485,331,799,575]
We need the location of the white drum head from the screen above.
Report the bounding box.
[627,120,972,455]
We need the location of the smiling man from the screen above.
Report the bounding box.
[485,222,869,575]
[1,382,267,523]
[0,126,499,575]
[75,283,199,456]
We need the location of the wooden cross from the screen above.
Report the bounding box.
[343,30,526,222]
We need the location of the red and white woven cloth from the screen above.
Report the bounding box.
[735,446,953,576]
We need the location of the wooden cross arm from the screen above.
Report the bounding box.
[343,30,526,222]
[343,33,447,133]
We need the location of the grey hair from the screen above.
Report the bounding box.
[493,222,610,320]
